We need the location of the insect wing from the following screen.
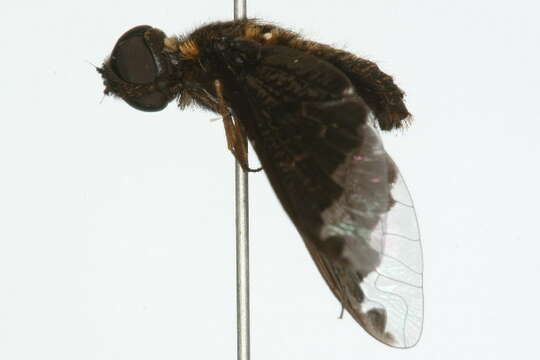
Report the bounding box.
[219,42,423,347]
[319,122,423,348]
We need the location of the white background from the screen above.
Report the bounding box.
[1,1,539,359]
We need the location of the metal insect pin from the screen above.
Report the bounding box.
[97,19,424,348]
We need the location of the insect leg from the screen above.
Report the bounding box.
[339,305,345,319]
[213,79,262,172]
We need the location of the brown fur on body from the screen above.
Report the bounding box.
[166,19,410,130]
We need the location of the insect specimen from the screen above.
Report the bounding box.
[98,19,423,348]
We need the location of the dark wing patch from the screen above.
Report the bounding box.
[221,44,423,347]
[222,45,366,225]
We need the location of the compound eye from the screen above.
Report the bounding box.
[124,92,170,112]
[110,25,156,84]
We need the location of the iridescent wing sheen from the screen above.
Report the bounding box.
[318,122,423,348]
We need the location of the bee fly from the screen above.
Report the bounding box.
[98,19,423,348]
